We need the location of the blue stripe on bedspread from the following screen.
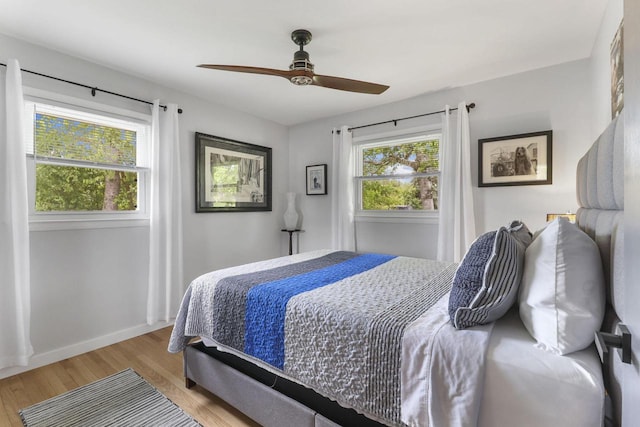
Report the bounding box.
[244,253,396,369]
[211,251,358,351]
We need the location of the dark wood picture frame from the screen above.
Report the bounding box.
[478,130,552,187]
[306,164,327,195]
[195,132,272,212]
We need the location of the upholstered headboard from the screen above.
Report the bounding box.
[575,113,624,424]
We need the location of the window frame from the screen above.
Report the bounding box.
[353,124,442,224]
[23,88,152,231]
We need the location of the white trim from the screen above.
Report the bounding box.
[0,321,173,380]
[354,124,442,221]
[29,216,149,231]
[352,123,442,145]
[31,155,148,173]
[23,89,152,225]
[355,210,439,224]
[354,172,438,181]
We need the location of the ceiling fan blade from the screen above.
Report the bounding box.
[312,74,389,95]
[197,64,293,79]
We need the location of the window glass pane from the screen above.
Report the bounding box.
[362,138,439,177]
[35,113,137,167]
[361,176,438,211]
[35,164,138,211]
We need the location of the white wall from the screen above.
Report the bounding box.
[0,34,290,378]
[289,59,594,257]
[469,61,593,233]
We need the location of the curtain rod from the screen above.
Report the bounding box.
[0,62,183,114]
[334,102,475,134]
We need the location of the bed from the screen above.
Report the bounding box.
[169,113,624,427]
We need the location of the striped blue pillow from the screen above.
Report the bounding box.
[449,223,529,329]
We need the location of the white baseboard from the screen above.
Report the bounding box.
[0,321,173,380]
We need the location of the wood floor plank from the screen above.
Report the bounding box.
[0,327,257,427]
[136,352,258,427]
[19,370,57,406]
[0,378,25,427]
[47,362,79,394]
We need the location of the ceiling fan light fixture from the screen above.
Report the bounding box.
[289,54,314,85]
[290,74,313,86]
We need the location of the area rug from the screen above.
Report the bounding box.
[19,368,202,427]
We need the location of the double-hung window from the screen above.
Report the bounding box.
[24,95,151,227]
[354,129,441,220]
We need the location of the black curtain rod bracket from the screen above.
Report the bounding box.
[333,102,475,134]
[1,62,183,114]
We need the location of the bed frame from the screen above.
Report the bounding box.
[182,113,625,427]
[184,342,384,427]
[576,113,625,426]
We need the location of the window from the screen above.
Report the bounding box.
[24,97,151,225]
[355,130,440,219]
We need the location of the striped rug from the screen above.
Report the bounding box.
[19,368,201,427]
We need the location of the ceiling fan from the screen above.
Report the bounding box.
[198,29,389,95]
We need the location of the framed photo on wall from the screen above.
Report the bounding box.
[478,130,552,187]
[195,132,272,212]
[611,19,624,119]
[306,164,327,195]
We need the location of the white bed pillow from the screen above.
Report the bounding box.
[519,218,605,355]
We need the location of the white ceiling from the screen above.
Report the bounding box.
[0,0,608,126]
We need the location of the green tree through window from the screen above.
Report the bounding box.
[359,137,440,211]
[33,112,139,212]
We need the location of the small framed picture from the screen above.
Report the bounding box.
[478,130,552,187]
[306,164,327,195]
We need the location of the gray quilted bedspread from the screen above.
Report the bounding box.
[169,250,456,426]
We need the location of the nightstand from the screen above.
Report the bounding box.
[281,229,301,255]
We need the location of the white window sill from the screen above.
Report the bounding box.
[355,211,439,224]
[29,215,149,231]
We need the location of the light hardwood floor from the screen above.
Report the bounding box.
[0,327,259,427]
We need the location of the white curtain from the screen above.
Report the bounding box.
[0,59,33,368]
[147,101,183,325]
[437,102,476,262]
[331,125,356,251]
